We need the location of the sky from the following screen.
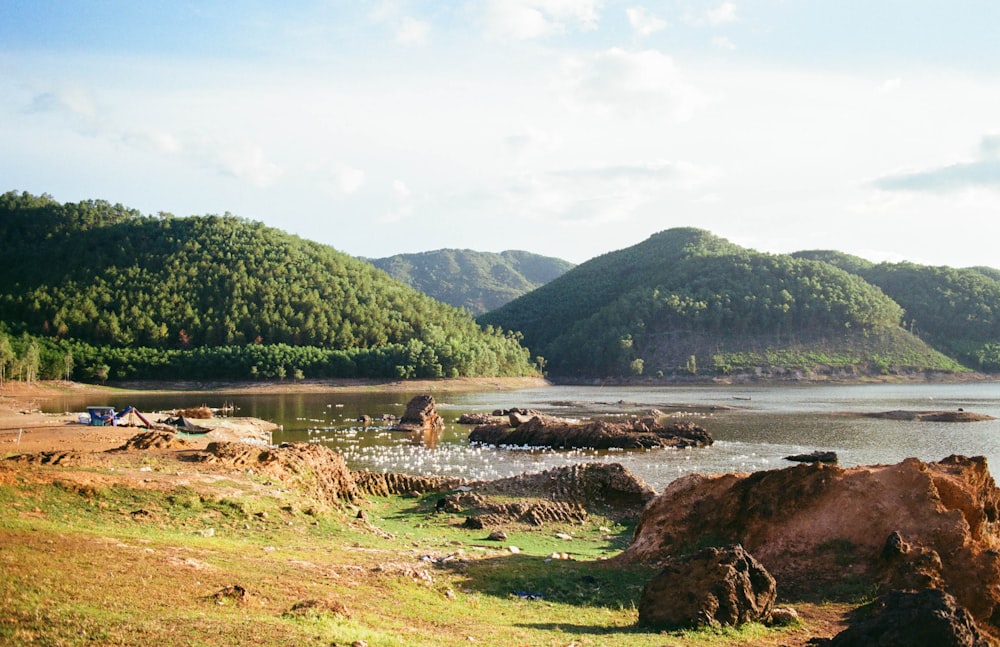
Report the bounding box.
[2,0,999,268]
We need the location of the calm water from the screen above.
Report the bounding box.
[42,382,1000,492]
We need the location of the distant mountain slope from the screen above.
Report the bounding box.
[369,249,574,315]
[480,228,963,379]
[0,191,535,379]
[793,250,1000,371]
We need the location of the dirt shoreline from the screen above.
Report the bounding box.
[0,378,548,454]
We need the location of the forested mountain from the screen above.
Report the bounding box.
[479,228,963,379]
[0,191,536,382]
[793,251,1000,371]
[369,249,574,315]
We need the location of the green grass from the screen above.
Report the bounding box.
[0,470,837,646]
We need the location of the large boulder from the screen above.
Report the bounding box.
[391,395,445,434]
[824,588,991,647]
[615,455,1000,629]
[638,544,776,629]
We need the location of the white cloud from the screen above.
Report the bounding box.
[878,78,902,94]
[368,2,431,46]
[712,36,736,50]
[380,178,415,223]
[395,17,431,45]
[483,0,601,40]
[561,47,706,120]
[503,160,715,226]
[874,134,1000,193]
[706,2,738,25]
[330,162,366,195]
[626,6,667,38]
[204,140,283,188]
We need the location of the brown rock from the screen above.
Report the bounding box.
[615,455,1000,629]
[469,414,712,450]
[391,395,444,434]
[825,588,990,647]
[638,544,776,629]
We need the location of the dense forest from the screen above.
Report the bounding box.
[370,249,574,315]
[793,251,1000,372]
[479,228,969,378]
[0,191,537,382]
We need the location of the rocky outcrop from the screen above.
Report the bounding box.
[477,462,655,512]
[391,395,444,434]
[784,450,838,463]
[822,588,991,647]
[615,455,1000,629]
[638,544,776,630]
[433,463,655,526]
[352,471,465,497]
[469,413,712,450]
[862,410,995,422]
[198,441,362,507]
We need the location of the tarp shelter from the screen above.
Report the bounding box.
[87,406,115,426]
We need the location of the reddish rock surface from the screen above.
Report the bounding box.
[391,395,445,434]
[615,455,1000,631]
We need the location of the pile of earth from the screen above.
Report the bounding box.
[196,441,362,507]
[468,411,712,449]
[111,431,192,451]
[356,462,655,526]
[614,454,1000,634]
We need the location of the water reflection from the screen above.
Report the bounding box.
[40,382,1000,491]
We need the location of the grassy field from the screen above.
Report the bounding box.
[0,459,848,646]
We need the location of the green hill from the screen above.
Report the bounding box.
[480,228,964,379]
[0,191,536,381]
[793,250,1000,372]
[369,249,574,315]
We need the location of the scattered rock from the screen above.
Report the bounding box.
[457,413,504,425]
[209,584,247,605]
[822,588,990,646]
[638,544,777,630]
[769,606,800,626]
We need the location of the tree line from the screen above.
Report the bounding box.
[0,191,537,382]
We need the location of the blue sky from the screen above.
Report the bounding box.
[2,0,999,267]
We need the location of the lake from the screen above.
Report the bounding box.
[42,381,1000,492]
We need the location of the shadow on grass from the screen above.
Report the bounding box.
[437,551,657,610]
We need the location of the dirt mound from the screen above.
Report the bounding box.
[615,455,1000,630]
[469,414,712,449]
[5,451,89,467]
[198,441,361,507]
[478,462,655,511]
[352,471,466,497]
[111,431,191,451]
[444,493,589,527]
